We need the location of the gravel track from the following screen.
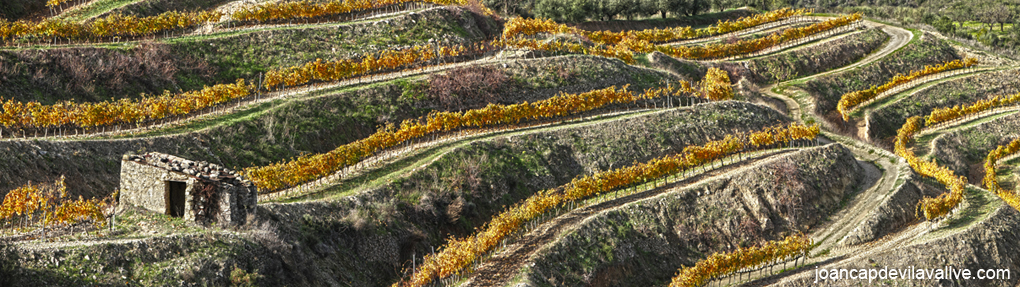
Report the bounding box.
[462,150,799,287]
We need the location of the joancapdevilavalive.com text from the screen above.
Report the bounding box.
[814,266,1010,283]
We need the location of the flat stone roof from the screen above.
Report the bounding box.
[122,152,252,187]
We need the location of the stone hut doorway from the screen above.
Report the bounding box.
[122,152,258,225]
[166,181,187,217]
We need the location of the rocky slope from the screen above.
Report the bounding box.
[519,144,865,286]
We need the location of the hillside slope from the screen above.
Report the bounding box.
[4,5,1020,287]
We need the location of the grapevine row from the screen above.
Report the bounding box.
[924,91,1020,127]
[497,13,863,63]
[0,11,223,45]
[666,16,818,46]
[893,116,966,220]
[983,139,1020,211]
[0,12,846,135]
[650,13,863,60]
[0,79,253,136]
[0,44,483,138]
[837,58,978,121]
[2,0,489,46]
[260,70,734,201]
[493,36,637,63]
[262,43,472,90]
[244,68,733,192]
[614,8,808,44]
[397,123,820,287]
[669,234,812,287]
[501,8,809,45]
[897,91,1020,221]
[231,0,491,24]
[0,176,112,236]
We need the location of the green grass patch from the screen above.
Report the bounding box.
[919,111,1018,149]
[57,0,141,21]
[921,186,1002,240]
[634,53,651,67]
[109,100,282,139]
[101,71,423,139]
[733,28,860,62]
[851,67,1006,117]
[276,109,666,203]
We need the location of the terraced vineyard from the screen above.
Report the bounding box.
[1,1,1019,286]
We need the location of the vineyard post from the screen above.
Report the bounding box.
[109,207,116,232]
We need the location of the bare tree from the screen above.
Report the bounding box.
[977,2,1015,31]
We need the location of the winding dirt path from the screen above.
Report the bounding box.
[740,17,1015,287]
[744,182,1001,286]
[2,52,509,141]
[724,21,864,62]
[462,150,799,287]
[693,132,904,286]
[809,152,898,252]
[761,19,913,122]
[698,17,922,286]
[741,222,931,286]
[408,17,914,287]
[11,3,435,49]
[265,107,670,202]
[850,67,1001,115]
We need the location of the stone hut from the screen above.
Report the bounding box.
[119,152,257,225]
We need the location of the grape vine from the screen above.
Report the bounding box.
[924,92,1020,127]
[0,43,483,138]
[2,0,496,46]
[245,68,733,193]
[501,8,809,46]
[262,43,474,90]
[0,11,223,45]
[894,116,966,221]
[651,13,862,60]
[895,88,1020,221]
[837,58,978,121]
[396,123,819,287]
[232,0,493,23]
[983,139,1020,212]
[0,79,254,136]
[497,13,863,62]
[0,176,114,234]
[669,234,812,287]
